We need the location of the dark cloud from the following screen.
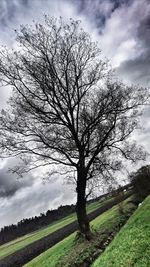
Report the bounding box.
[74,0,115,27]
[116,11,150,159]
[0,0,28,27]
[0,159,34,198]
[74,0,133,28]
[117,12,150,86]
[138,16,150,46]
[117,54,150,86]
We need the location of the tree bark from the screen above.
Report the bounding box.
[76,167,92,240]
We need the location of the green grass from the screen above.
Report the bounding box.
[0,196,112,260]
[92,195,150,267]
[24,196,136,267]
[0,214,75,260]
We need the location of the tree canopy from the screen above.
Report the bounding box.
[129,165,150,201]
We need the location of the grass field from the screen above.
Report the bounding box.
[0,196,113,260]
[92,195,150,267]
[24,196,136,267]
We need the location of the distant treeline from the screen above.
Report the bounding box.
[0,204,75,246]
[0,184,132,246]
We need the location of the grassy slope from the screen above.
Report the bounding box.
[0,196,112,260]
[92,195,150,267]
[24,197,135,267]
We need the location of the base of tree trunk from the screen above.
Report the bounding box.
[76,225,93,241]
[76,227,93,241]
[84,230,93,241]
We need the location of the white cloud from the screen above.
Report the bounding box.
[0,159,7,169]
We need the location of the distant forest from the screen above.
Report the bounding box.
[0,204,76,245]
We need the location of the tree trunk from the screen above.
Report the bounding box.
[76,167,92,240]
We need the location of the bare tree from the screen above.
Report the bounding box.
[0,17,148,239]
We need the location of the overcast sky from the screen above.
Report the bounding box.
[0,0,150,229]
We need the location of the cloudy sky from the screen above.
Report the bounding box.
[0,0,150,229]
